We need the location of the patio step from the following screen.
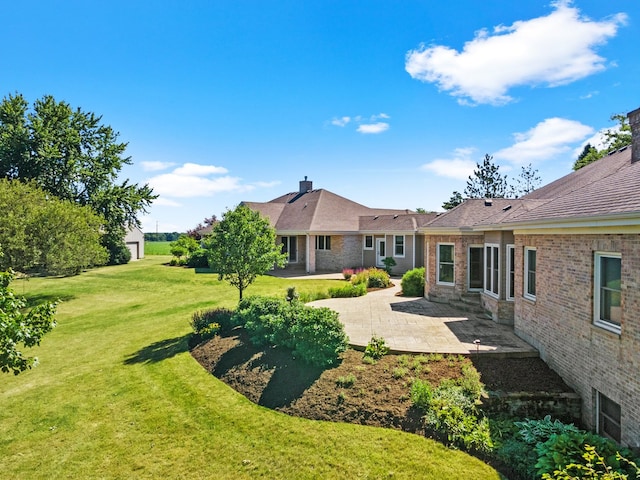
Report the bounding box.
[450,299,485,315]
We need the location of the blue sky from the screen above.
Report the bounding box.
[3,0,639,232]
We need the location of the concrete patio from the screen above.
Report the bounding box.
[303,279,539,357]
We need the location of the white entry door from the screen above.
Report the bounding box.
[376,238,386,267]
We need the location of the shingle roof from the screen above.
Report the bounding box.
[506,147,640,224]
[244,189,410,232]
[359,213,438,232]
[425,147,640,230]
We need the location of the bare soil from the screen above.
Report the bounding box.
[190,327,572,435]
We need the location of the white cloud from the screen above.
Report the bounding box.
[405,1,627,105]
[153,197,183,207]
[172,163,228,176]
[421,147,477,180]
[149,173,253,198]
[146,162,261,198]
[357,122,390,134]
[142,161,176,172]
[331,116,351,127]
[252,180,281,188]
[329,113,391,133]
[495,117,594,163]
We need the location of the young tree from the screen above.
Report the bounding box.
[442,191,464,210]
[205,205,288,301]
[512,163,542,197]
[0,259,57,374]
[0,93,156,264]
[464,154,509,199]
[0,179,108,275]
[169,234,199,261]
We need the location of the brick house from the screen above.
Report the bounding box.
[420,107,640,448]
[243,178,435,274]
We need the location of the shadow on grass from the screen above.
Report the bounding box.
[124,335,190,365]
[23,293,75,308]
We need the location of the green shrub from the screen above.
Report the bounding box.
[393,367,409,379]
[285,286,299,303]
[495,438,539,480]
[411,380,493,454]
[382,256,396,275]
[191,308,233,337]
[328,283,367,298]
[366,268,391,288]
[410,379,433,410]
[290,306,348,367]
[336,373,356,388]
[542,444,640,480]
[186,248,209,268]
[364,335,389,360]
[401,267,425,296]
[536,431,637,479]
[234,296,294,347]
[457,364,485,399]
[351,269,369,285]
[516,415,581,446]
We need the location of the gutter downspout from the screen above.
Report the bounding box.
[306,234,310,273]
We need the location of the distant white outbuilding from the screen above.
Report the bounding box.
[124,226,145,261]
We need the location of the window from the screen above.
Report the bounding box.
[281,236,297,263]
[437,244,454,285]
[506,245,515,300]
[394,235,405,257]
[315,235,331,250]
[594,252,621,334]
[468,246,484,290]
[524,247,536,300]
[484,244,499,297]
[364,235,373,250]
[597,391,621,442]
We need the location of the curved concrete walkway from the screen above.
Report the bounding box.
[309,282,538,357]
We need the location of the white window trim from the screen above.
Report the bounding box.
[594,252,622,335]
[484,243,500,299]
[524,247,537,301]
[363,235,373,250]
[436,243,455,286]
[506,244,515,301]
[393,235,405,258]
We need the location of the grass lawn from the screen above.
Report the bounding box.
[0,257,500,479]
[144,241,172,255]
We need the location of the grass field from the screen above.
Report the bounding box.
[144,241,172,255]
[0,257,500,479]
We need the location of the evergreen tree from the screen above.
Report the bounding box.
[464,154,508,199]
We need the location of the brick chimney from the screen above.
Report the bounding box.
[629,107,640,163]
[299,176,313,193]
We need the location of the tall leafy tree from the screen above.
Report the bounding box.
[0,251,57,374]
[573,113,632,170]
[0,179,108,275]
[464,154,509,199]
[205,205,287,301]
[0,93,156,264]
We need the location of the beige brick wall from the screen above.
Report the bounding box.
[315,235,362,272]
[425,234,484,302]
[514,233,640,448]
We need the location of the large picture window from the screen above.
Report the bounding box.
[484,244,499,297]
[437,244,454,285]
[524,247,537,301]
[394,235,405,257]
[594,252,621,334]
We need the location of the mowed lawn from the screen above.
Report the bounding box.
[144,241,172,255]
[0,257,500,479]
